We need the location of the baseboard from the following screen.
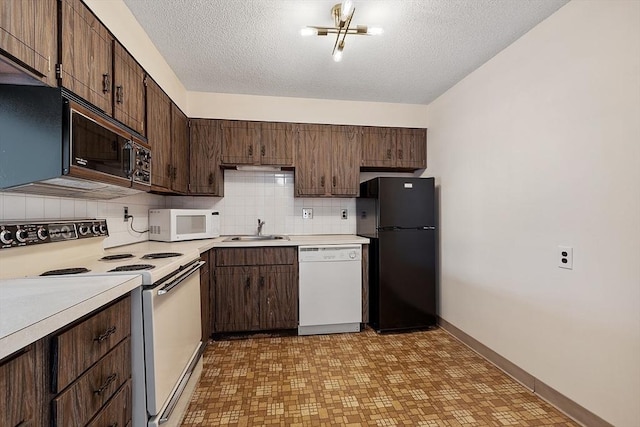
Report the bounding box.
[438,317,613,427]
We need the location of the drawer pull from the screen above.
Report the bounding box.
[94,326,117,343]
[102,73,110,93]
[261,145,265,156]
[94,373,118,395]
[386,148,392,159]
[248,145,253,157]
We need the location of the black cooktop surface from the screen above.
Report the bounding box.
[108,264,156,272]
[141,252,183,259]
[100,254,134,261]
[41,267,90,276]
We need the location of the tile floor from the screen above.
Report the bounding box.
[181,328,578,426]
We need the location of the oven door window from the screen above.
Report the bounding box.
[71,111,131,179]
[176,215,206,235]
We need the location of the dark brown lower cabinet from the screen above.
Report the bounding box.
[0,344,37,427]
[0,296,132,427]
[214,247,298,333]
[200,250,213,341]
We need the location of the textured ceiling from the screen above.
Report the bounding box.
[122,0,568,105]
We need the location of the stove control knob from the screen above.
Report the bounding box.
[349,251,357,259]
[0,229,13,244]
[99,224,107,234]
[15,229,28,243]
[78,225,90,236]
[92,224,100,234]
[37,227,48,240]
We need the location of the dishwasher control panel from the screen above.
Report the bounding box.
[298,245,361,262]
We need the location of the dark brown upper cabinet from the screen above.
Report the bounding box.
[170,103,189,194]
[59,0,113,114]
[113,41,145,135]
[295,124,360,197]
[0,0,57,86]
[189,119,224,196]
[395,128,427,169]
[146,77,172,191]
[361,127,427,170]
[361,126,395,168]
[330,125,361,196]
[295,124,331,196]
[221,120,295,167]
[259,122,295,166]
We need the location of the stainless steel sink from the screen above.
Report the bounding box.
[223,235,290,242]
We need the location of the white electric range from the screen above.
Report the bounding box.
[0,219,204,427]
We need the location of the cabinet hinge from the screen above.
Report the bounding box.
[188,183,192,192]
[55,63,62,79]
[188,119,191,128]
[143,76,148,87]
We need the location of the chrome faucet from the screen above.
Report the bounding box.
[257,219,265,236]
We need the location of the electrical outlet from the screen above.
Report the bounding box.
[123,206,129,222]
[302,208,313,219]
[341,209,348,220]
[558,246,573,269]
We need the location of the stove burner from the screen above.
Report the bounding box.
[100,254,134,261]
[41,267,90,276]
[108,264,156,272]
[141,252,183,259]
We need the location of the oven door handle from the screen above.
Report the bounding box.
[157,261,205,295]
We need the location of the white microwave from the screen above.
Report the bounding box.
[148,209,220,242]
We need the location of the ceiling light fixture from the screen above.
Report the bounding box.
[301,1,383,62]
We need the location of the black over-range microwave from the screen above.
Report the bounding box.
[0,85,151,199]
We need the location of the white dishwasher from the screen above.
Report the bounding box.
[298,245,362,335]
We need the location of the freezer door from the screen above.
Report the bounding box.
[378,177,435,228]
[375,229,437,331]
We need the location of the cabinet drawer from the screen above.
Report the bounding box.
[53,339,130,427]
[52,296,130,392]
[216,247,296,266]
[0,345,35,427]
[86,379,131,427]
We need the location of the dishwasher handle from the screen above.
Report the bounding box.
[157,261,205,296]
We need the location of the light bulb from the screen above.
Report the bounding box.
[367,27,384,36]
[340,0,354,21]
[300,27,317,36]
[333,42,345,62]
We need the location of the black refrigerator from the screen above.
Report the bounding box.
[357,177,437,332]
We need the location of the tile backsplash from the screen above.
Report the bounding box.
[167,170,356,236]
[0,170,356,248]
[0,191,165,248]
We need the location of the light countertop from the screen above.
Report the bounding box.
[111,234,370,255]
[0,274,141,360]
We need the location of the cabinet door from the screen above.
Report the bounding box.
[0,0,57,85]
[361,126,395,167]
[214,266,259,332]
[113,41,145,135]
[259,265,298,330]
[171,103,189,194]
[146,78,172,190]
[295,124,331,196]
[395,128,426,169]
[0,345,36,427]
[60,0,113,113]
[220,120,259,165]
[331,125,361,196]
[260,122,295,166]
[199,251,212,341]
[189,119,224,196]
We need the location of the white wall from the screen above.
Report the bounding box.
[188,91,428,127]
[425,1,640,425]
[0,192,164,248]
